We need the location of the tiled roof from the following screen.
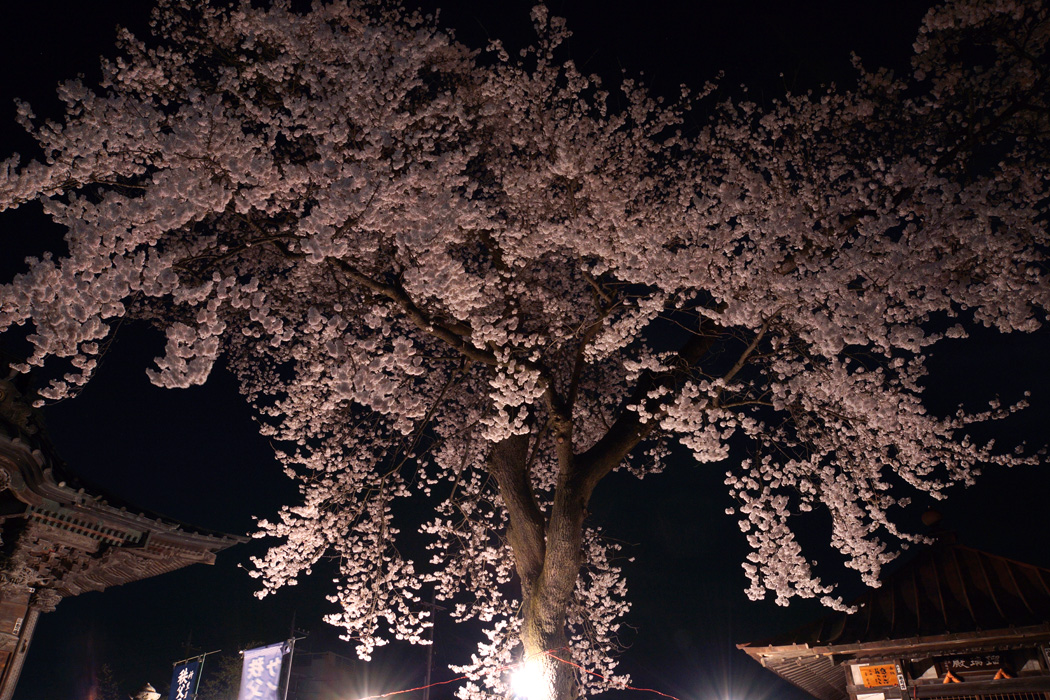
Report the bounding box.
[739,540,1050,700]
[760,540,1050,648]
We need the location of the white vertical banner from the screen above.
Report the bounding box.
[236,642,289,700]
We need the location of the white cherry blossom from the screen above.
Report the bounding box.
[1,1,1047,698]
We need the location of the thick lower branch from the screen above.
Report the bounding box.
[489,434,546,588]
[526,422,587,643]
[537,476,587,619]
[576,327,722,497]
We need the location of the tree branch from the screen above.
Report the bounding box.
[574,326,723,498]
[329,258,499,366]
[488,434,546,589]
[714,312,778,406]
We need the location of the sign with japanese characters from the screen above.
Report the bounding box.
[168,659,202,700]
[934,653,1013,682]
[237,642,288,700]
[858,664,900,688]
[937,653,1004,673]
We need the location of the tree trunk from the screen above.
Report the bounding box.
[520,608,575,700]
[490,425,592,700]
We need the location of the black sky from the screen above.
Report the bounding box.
[2,2,1049,700]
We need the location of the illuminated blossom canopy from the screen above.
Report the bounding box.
[1,0,1047,698]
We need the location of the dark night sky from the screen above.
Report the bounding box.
[2,2,1049,700]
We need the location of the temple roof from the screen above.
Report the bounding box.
[1,373,246,599]
[738,539,1050,700]
[759,539,1050,649]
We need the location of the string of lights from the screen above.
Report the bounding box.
[352,648,683,700]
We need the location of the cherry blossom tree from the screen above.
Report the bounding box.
[1,0,1048,698]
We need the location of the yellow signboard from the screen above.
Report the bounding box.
[859,664,899,688]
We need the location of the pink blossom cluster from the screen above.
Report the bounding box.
[1,0,1047,694]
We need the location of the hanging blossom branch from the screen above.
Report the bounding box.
[1,0,1048,698]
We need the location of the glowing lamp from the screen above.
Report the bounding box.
[511,658,549,700]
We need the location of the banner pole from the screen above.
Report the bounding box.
[282,612,299,700]
[190,653,205,700]
[171,650,221,668]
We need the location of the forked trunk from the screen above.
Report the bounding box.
[490,433,590,700]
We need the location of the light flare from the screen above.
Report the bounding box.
[510,657,550,700]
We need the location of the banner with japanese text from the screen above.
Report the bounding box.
[169,659,202,700]
[236,642,288,700]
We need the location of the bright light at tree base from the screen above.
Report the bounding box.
[511,658,549,700]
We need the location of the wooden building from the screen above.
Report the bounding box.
[0,374,244,700]
[739,531,1050,700]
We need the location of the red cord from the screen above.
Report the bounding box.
[543,651,682,700]
[353,648,682,700]
[356,674,474,700]
[354,659,519,700]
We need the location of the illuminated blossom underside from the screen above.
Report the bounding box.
[1,1,1048,698]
